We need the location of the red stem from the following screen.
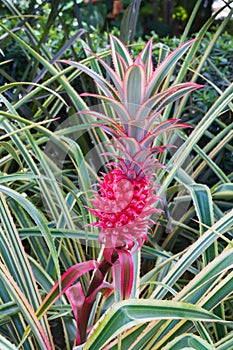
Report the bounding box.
[78,251,118,344]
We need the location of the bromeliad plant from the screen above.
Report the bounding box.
[49,35,203,347]
[76,35,202,251]
[35,35,203,347]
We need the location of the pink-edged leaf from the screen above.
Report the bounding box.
[110,34,133,78]
[84,48,124,98]
[36,260,98,320]
[79,111,127,138]
[126,120,147,141]
[136,82,203,121]
[141,120,191,148]
[134,37,153,82]
[129,148,153,163]
[150,118,180,133]
[57,59,120,99]
[65,282,85,322]
[146,38,199,98]
[135,89,174,121]
[117,136,142,156]
[111,151,151,175]
[123,65,146,116]
[86,281,114,304]
[113,249,134,299]
[112,146,162,175]
[94,79,116,98]
[78,110,126,137]
[153,82,203,112]
[78,109,116,124]
[65,282,85,344]
[115,51,129,79]
[80,93,131,124]
[151,144,176,154]
[97,124,126,138]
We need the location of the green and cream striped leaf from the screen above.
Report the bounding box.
[185,183,216,264]
[0,261,52,350]
[161,334,215,350]
[110,34,133,78]
[157,83,233,196]
[216,331,233,350]
[0,22,87,111]
[0,185,60,283]
[173,248,233,304]
[0,335,18,350]
[0,193,53,342]
[145,39,198,98]
[142,270,233,349]
[151,209,233,300]
[212,184,233,200]
[84,300,230,350]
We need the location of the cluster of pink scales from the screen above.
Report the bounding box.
[89,166,161,249]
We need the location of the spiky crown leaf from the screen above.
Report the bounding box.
[59,35,202,177]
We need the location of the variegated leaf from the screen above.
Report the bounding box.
[110,35,133,78]
[146,39,198,98]
[123,65,146,116]
[58,59,119,99]
[136,82,202,121]
[134,38,153,82]
[80,93,131,123]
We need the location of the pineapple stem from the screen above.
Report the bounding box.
[78,249,118,344]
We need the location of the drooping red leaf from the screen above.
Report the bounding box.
[36,261,98,320]
[113,249,134,299]
[65,282,85,323]
[85,281,114,304]
[65,280,113,345]
[65,282,85,344]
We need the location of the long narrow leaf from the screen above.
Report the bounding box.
[0,335,18,350]
[0,261,52,350]
[84,300,230,350]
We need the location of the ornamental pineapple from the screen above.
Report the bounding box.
[60,35,202,249]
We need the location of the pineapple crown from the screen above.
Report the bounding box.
[59,35,202,178]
